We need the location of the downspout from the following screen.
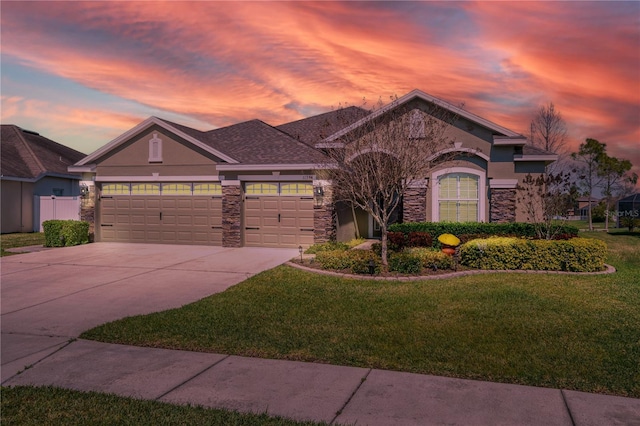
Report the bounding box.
[351,203,360,239]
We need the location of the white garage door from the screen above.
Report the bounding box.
[244,182,314,248]
[99,183,222,245]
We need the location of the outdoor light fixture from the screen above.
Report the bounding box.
[299,245,303,262]
[368,259,376,275]
[314,186,324,208]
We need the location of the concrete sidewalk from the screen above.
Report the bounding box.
[3,339,639,425]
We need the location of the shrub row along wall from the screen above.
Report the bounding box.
[389,222,579,241]
[43,220,90,247]
[459,237,607,272]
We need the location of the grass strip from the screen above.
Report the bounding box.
[1,386,329,426]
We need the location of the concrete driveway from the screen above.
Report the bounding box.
[1,243,298,381]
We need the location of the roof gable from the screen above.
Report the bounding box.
[74,117,239,166]
[1,125,85,180]
[321,89,523,144]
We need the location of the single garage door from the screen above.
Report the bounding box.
[99,182,222,245]
[244,182,314,248]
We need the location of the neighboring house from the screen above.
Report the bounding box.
[1,125,85,233]
[573,196,601,219]
[69,89,556,248]
[616,193,640,227]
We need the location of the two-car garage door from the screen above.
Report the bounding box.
[99,183,222,245]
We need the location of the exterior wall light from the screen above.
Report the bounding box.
[314,186,324,208]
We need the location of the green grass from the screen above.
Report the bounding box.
[81,231,640,397]
[0,233,45,256]
[1,386,328,426]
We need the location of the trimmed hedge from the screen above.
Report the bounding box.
[315,249,382,274]
[459,237,607,272]
[388,222,579,242]
[388,252,422,274]
[43,220,90,247]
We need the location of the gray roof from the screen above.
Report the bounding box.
[1,125,85,179]
[276,106,370,147]
[157,118,328,164]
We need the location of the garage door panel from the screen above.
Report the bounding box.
[130,199,145,209]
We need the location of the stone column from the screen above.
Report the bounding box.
[80,183,96,237]
[313,181,335,243]
[490,188,517,223]
[222,182,242,247]
[403,180,428,223]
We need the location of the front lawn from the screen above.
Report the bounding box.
[0,233,45,256]
[1,386,327,426]
[81,232,640,397]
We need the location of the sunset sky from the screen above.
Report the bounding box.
[2,1,639,177]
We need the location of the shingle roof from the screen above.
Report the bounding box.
[276,106,370,147]
[157,118,328,164]
[1,125,85,179]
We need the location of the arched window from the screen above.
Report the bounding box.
[432,168,486,222]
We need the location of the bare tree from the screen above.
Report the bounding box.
[531,102,568,153]
[319,96,458,266]
[517,172,573,239]
[530,102,568,173]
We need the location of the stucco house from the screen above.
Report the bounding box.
[1,125,85,233]
[69,89,556,248]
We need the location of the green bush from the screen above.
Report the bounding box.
[43,220,89,247]
[349,250,382,275]
[389,252,423,274]
[389,222,579,243]
[459,237,607,272]
[305,241,349,254]
[407,247,455,270]
[315,249,382,274]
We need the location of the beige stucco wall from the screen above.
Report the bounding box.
[95,126,219,177]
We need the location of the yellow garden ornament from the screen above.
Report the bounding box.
[438,233,461,247]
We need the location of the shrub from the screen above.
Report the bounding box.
[315,249,382,274]
[305,241,349,254]
[43,220,90,247]
[315,249,354,270]
[407,247,455,270]
[406,231,432,247]
[387,231,406,251]
[459,237,607,272]
[389,252,423,274]
[349,250,382,275]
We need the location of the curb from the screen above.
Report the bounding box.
[285,261,616,281]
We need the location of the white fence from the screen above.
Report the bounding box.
[34,196,81,232]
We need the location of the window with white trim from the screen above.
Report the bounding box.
[438,173,479,222]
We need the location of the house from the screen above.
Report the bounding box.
[616,193,640,227]
[1,125,85,233]
[573,196,601,219]
[69,89,556,248]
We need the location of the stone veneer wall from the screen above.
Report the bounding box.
[80,184,96,236]
[222,185,242,247]
[403,186,428,223]
[490,188,517,223]
[314,184,336,243]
